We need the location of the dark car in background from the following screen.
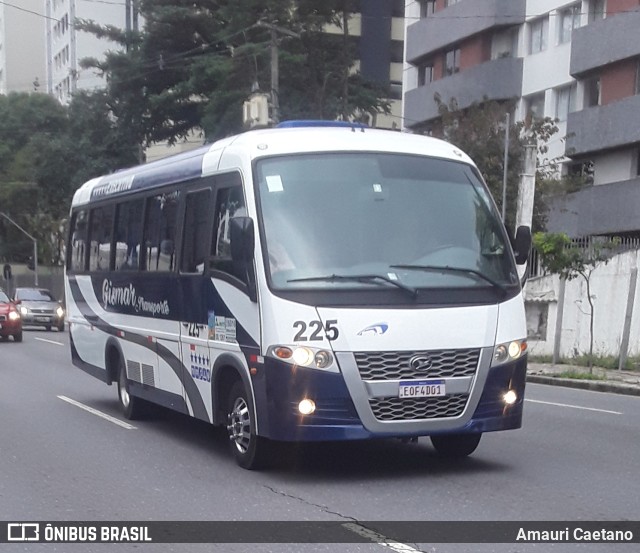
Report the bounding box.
[13,288,65,332]
[0,289,22,342]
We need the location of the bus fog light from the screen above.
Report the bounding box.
[292,347,315,366]
[503,390,517,405]
[298,399,316,415]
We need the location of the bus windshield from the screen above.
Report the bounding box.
[256,152,518,295]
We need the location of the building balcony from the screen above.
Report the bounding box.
[546,177,640,237]
[570,9,640,77]
[404,57,523,127]
[566,94,640,157]
[406,0,525,64]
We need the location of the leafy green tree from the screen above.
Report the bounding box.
[0,91,139,265]
[426,97,560,233]
[76,0,390,145]
[533,232,616,371]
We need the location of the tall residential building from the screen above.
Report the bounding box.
[45,0,139,104]
[321,0,405,129]
[0,1,46,94]
[403,0,640,238]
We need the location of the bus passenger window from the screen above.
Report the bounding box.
[114,199,143,271]
[143,191,179,272]
[88,205,114,272]
[69,209,88,272]
[211,186,245,279]
[181,189,211,273]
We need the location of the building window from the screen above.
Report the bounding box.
[588,0,606,23]
[584,77,601,107]
[445,0,461,6]
[525,92,546,119]
[528,16,549,54]
[555,84,577,121]
[635,59,640,95]
[444,47,460,76]
[558,4,581,44]
[420,0,436,18]
[418,62,434,86]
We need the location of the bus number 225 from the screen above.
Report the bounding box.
[293,320,339,342]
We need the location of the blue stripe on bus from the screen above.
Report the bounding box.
[67,276,209,421]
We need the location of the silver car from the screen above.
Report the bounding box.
[14,288,65,332]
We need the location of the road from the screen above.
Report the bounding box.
[1,329,639,552]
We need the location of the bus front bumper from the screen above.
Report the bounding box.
[253,356,527,442]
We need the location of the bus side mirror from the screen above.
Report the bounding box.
[230,216,257,302]
[513,226,531,265]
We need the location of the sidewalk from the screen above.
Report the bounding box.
[527,362,640,397]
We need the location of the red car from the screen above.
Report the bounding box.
[0,289,22,342]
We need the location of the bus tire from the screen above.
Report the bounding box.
[13,332,23,343]
[117,358,145,420]
[430,433,482,458]
[226,380,269,470]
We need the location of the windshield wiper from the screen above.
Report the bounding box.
[288,273,417,298]
[390,264,508,296]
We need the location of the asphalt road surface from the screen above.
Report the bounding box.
[1,329,638,553]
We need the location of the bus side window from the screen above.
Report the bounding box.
[181,188,212,273]
[88,205,114,272]
[210,186,245,280]
[68,209,88,272]
[114,199,144,271]
[143,191,179,272]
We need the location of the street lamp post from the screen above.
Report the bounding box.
[0,212,38,286]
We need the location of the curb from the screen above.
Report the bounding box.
[526,375,640,397]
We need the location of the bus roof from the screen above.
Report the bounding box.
[71,126,476,207]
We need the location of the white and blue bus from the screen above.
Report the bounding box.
[65,122,531,469]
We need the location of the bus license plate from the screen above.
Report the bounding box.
[399,380,445,398]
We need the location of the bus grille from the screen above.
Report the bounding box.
[355,349,480,380]
[369,394,469,421]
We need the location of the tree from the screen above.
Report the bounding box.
[0,91,139,265]
[427,97,560,233]
[533,232,616,371]
[76,0,391,145]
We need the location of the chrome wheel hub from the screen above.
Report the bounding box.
[227,397,251,454]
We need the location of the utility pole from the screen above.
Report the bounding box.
[254,21,300,125]
[501,112,510,222]
[0,212,38,286]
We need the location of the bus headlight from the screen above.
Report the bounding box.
[268,345,337,372]
[19,306,28,316]
[492,339,527,366]
[9,311,21,321]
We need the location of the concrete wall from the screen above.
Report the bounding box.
[525,249,640,359]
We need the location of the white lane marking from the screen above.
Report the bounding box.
[34,337,65,346]
[526,398,622,415]
[58,396,136,429]
[343,523,423,553]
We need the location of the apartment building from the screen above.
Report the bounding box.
[0,1,46,94]
[322,0,405,129]
[45,0,139,104]
[403,0,640,238]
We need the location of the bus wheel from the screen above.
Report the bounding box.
[226,381,268,470]
[430,433,482,458]
[117,360,145,420]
